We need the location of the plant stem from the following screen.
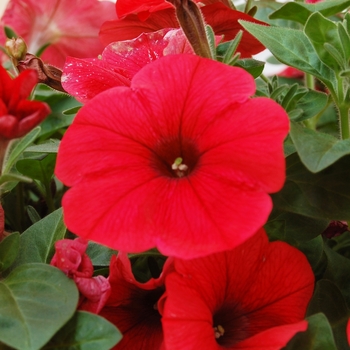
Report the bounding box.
[44,180,55,213]
[338,104,350,139]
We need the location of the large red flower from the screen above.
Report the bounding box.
[99,2,266,57]
[1,0,115,68]
[55,54,289,258]
[99,253,173,349]
[62,28,194,103]
[161,229,315,349]
[0,65,50,140]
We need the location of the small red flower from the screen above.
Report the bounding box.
[99,2,266,57]
[62,28,194,102]
[99,253,173,349]
[55,54,289,258]
[161,229,315,350]
[0,65,50,140]
[51,237,111,314]
[1,0,115,68]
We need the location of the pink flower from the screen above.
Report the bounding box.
[99,253,173,349]
[99,2,267,57]
[161,229,315,349]
[55,54,289,259]
[62,28,195,103]
[347,319,350,346]
[0,65,50,140]
[51,237,111,314]
[1,0,115,68]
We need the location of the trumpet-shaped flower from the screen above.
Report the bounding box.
[99,253,173,349]
[55,54,289,258]
[51,237,111,314]
[161,229,315,349]
[62,29,194,103]
[1,0,115,68]
[99,2,266,57]
[0,65,50,141]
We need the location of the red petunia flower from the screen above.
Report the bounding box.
[99,253,173,349]
[99,2,266,57]
[55,54,289,258]
[0,65,50,140]
[1,0,115,68]
[161,228,315,350]
[62,28,194,103]
[51,237,111,314]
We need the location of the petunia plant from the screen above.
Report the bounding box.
[1,0,350,349]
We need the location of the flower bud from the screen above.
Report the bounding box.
[5,37,27,63]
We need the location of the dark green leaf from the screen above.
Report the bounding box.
[0,232,19,272]
[269,0,350,25]
[271,153,350,221]
[4,26,17,39]
[323,245,350,307]
[27,206,41,224]
[43,311,122,350]
[284,313,337,350]
[10,208,66,270]
[235,58,264,78]
[239,21,337,94]
[16,153,56,185]
[0,263,78,350]
[86,242,117,266]
[307,280,349,350]
[290,122,350,172]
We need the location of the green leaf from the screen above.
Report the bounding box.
[239,21,337,94]
[0,232,19,272]
[269,0,350,25]
[307,280,350,350]
[304,12,344,71]
[2,127,41,174]
[27,206,41,224]
[43,311,122,350]
[16,153,56,185]
[25,140,60,154]
[0,173,32,186]
[290,90,329,122]
[284,313,337,350]
[271,153,350,222]
[4,26,17,39]
[10,208,66,270]
[86,242,117,266]
[0,263,78,350]
[235,58,264,78]
[290,122,350,172]
[323,245,350,307]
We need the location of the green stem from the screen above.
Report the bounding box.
[15,182,24,232]
[44,180,55,213]
[303,73,317,130]
[338,104,350,139]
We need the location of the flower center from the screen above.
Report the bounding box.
[213,303,249,347]
[151,137,200,178]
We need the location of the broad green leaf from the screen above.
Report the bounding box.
[43,311,122,350]
[2,127,41,174]
[10,208,66,270]
[25,140,60,154]
[27,206,41,224]
[290,122,350,172]
[284,313,337,350]
[239,21,337,94]
[304,12,344,71]
[86,242,117,266]
[271,153,350,222]
[0,232,19,272]
[0,263,78,350]
[307,280,350,350]
[16,153,56,185]
[269,0,350,25]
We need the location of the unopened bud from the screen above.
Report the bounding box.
[5,37,27,64]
